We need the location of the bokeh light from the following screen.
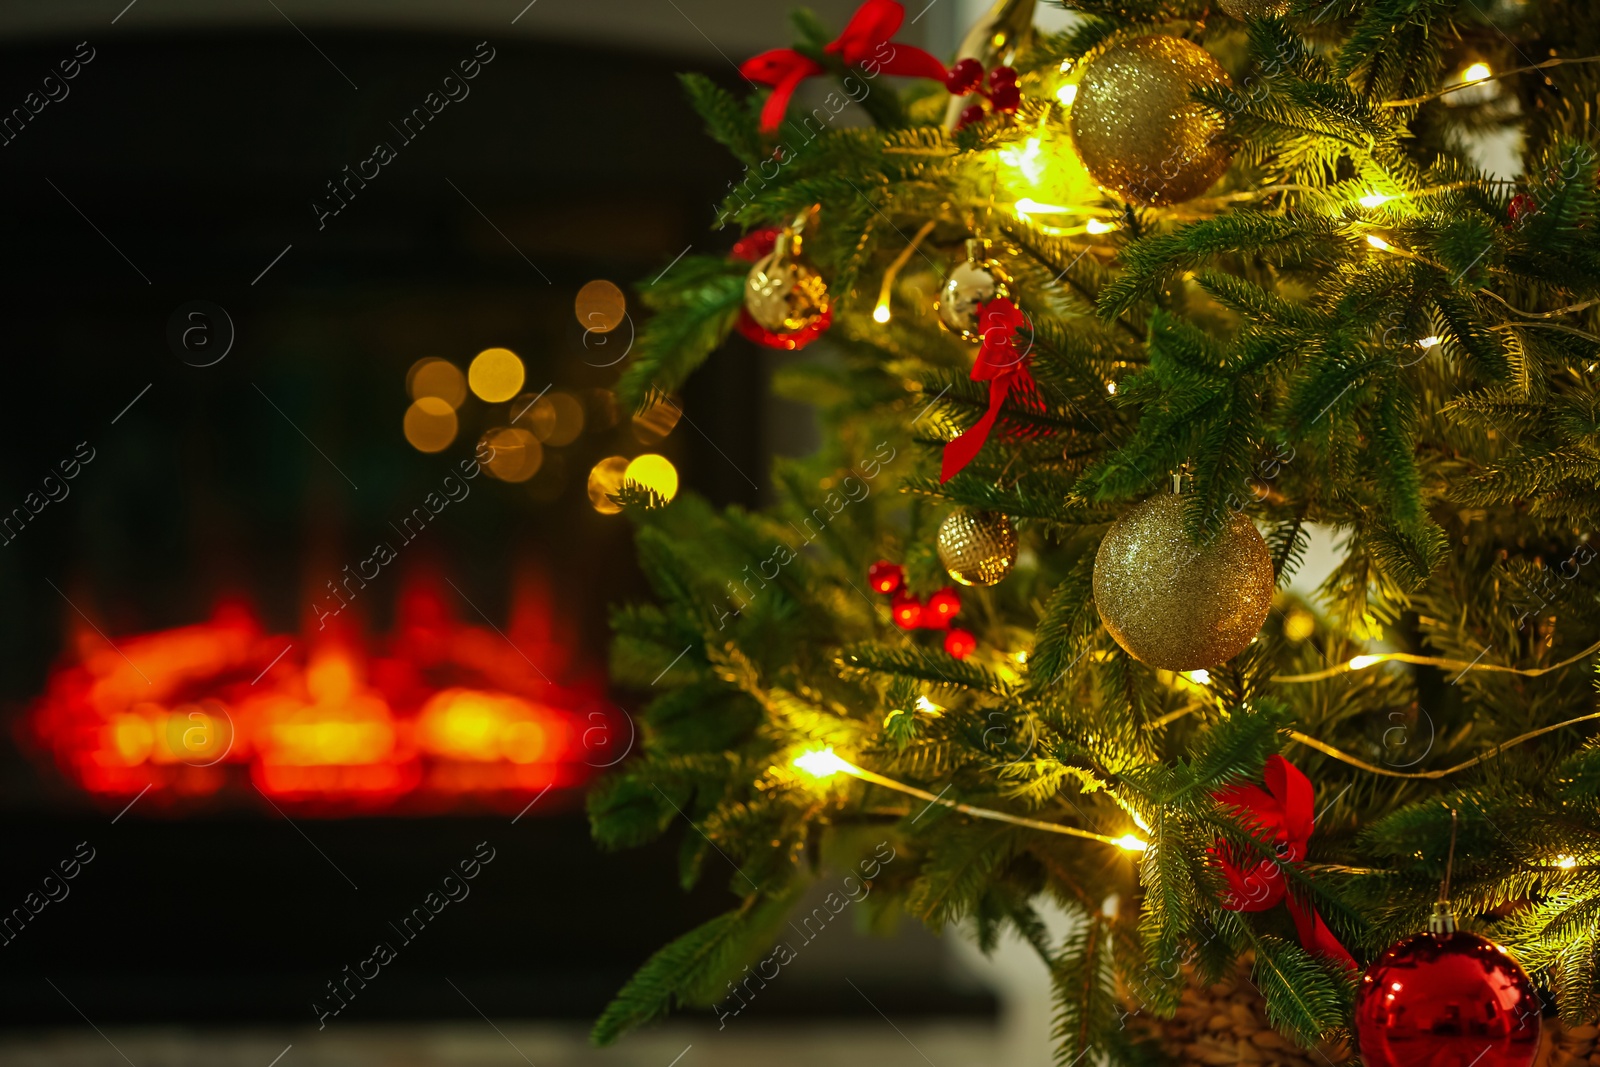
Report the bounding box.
[587,456,630,515]
[407,358,468,410]
[468,347,526,403]
[632,395,682,445]
[574,280,627,333]
[480,426,543,483]
[404,396,459,453]
[624,454,679,504]
[520,391,585,445]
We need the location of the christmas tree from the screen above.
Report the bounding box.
[588,0,1600,1062]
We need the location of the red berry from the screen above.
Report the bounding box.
[988,65,1018,88]
[944,627,977,659]
[926,587,962,623]
[891,592,923,629]
[867,559,904,595]
[955,103,987,131]
[944,58,984,95]
[1507,192,1536,225]
[990,83,1021,113]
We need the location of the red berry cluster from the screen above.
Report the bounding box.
[867,560,978,659]
[943,59,1020,131]
[1507,192,1537,228]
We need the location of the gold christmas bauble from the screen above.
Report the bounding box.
[744,237,829,333]
[937,239,1012,342]
[1217,0,1290,18]
[1092,494,1274,671]
[938,508,1018,587]
[1068,35,1235,207]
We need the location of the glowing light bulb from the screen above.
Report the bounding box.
[1056,84,1078,106]
[1417,335,1442,349]
[1555,854,1578,869]
[794,747,851,779]
[1349,654,1381,670]
[914,696,944,716]
[1106,380,1117,395]
[1131,811,1152,832]
[1114,834,1149,852]
[1085,218,1117,235]
[1463,62,1492,83]
[1184,669,1211,685]
[873,301,891,324]
[1366,235,1392,251]
[1359,192,1393,208]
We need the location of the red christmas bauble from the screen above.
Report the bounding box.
[988,66,1017,88]
[926,587,962,625]
[868,560,904,595]
[1355,930,1541,1067]
[891,592,923,629]
[944,627,977,659]
[731,228,780,263]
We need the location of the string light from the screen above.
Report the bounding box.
[1349,655,1382,669]
[1463,62,1492,83]
[872,219,935,330]
[873,301,891,324]
[1056,84,1078,106]
[1084,218,1117,235]
[914,696,944,716]
[794,747,851,778]
[788,747,1147,850]
[1359,192,1395,208]
[1417,335,1442,349]
[1555,854,1578,869]
[1184,669,1211,685]
[1366,234,1393,251]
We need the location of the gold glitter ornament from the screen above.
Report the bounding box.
[1217,0,1291,18]
[1092,493,1274,671]
[938,239,1012,342]
[744,220,830,334]
[1068,35,1235,207]
[938,508,1019,587]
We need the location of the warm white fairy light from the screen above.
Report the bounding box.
[1350,654,1382,669]
[1085,218,1117,235]
[1184,669,1211,685]
[1556,854,1578,869]
[1113,834,1150,852]
[873,301,891,324]
[1463,62,1492,83]
[794,747,851,779]
[1366,234,1393,251]
[1359,192,1394,208]
[1417,335,1442,349]
[914,696,944,716]
[1056,84,1078,106]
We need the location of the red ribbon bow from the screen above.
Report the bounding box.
[940,297,1035,483]
[1211,755,1357,970]
[741,0,947,134]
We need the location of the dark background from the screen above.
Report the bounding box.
[0,19,992,1031]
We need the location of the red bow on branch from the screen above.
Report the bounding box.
[1211,755,1357,971]
[940,298,1035,483]
[741,0,947,134]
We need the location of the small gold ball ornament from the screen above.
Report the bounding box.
[938,239,1012,342]
[938,508,1019,587]
[744,225,829,333]
[1069,35,1235,207]
[1092,494,1275,671]
[1217,0,1291,18]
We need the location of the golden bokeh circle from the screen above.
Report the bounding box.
[624,453,679,504]
[407,358,467,409]
[480,426,544,483]
[521,392,585,445]
[468,347,526,403]
[404,396,459,453]
[587,456,630,515]
[574,280,627,334]
[632,395,682,444]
